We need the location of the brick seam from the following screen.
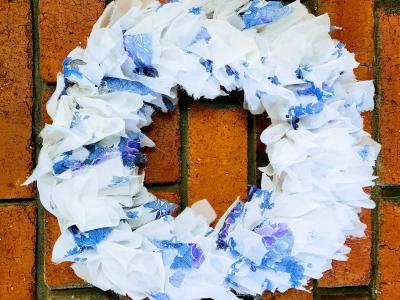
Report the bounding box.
[30,0,49,299]
[178,90,189,211]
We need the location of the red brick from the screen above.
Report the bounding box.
[0,204,36,299]
[188,104,248,219]
[318,0,374,133]
[318,0,374,79]
[0,0,34,198]
[42,87,55,127]
[378,11,400,184]
[144,108,181,184]
[379,201,400,300]
[151,190,180,217]
[380,282,400,300]
[44,212,85,289]
[39,0,105,83]
[319,209,372,287]
[263,289,312,300]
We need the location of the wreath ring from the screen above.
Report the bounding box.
[25,0,380,299]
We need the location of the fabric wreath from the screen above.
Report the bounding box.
[25,0,380,299]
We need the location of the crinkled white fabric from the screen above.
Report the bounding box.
[25,0,380,299]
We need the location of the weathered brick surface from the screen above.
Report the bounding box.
[380,282,400,300]
[378,11,400,184]
[319,209,372,287]
[0,0,34,198]
[39,0,104,83]
[318,0,374,79]
[144,108,181,184]
[380,201,400,300]
[263,289,312,300]
[318,0,374,133]
[187,104,248,218]
[42,87,55,127]
[0,204,36,300]
[44,212,85,289]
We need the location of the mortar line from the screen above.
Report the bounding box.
[313,279,319,300]
[308,0,318,14]
[378,0,400,13]
[47,286,117,297]
[371,1,382,299]
[178,90,190,210]
[377,185,400,198]
[30,0,48,299]
[317,285,370,296]
[147,183,181,192]
[0,199,36,205]
[247,112,257,187]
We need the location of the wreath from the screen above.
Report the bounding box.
[25,0,380,299]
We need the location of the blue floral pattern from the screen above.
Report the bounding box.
[216,201,244,249]
[99,77,156,96]
[189,6,202,15]
[143,200,177,219]
[225,65,240,80]
[124,34,159,77]
[68,226,112,249]
[240,0,293,29]
[148,292,171,300]
[200,58,213,73]
[118,135,146,168]
[358,144,370,161]
[63,57,86,79]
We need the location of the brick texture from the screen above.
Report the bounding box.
[318,0,374,80]
[188,104,248,218]
[42,87,55,127]
[378,10,400,184]
[380,201,400,300]
[263,289,312,300]
[0,0,34,199]
[39,0,104,83]
[0,204,36,300]
[318,0,374,133]
[144,109,181,184]
[318,209,372,287]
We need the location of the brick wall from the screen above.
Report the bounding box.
[0,0,399,299]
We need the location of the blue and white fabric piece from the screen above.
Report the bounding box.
[25,0,380,299]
